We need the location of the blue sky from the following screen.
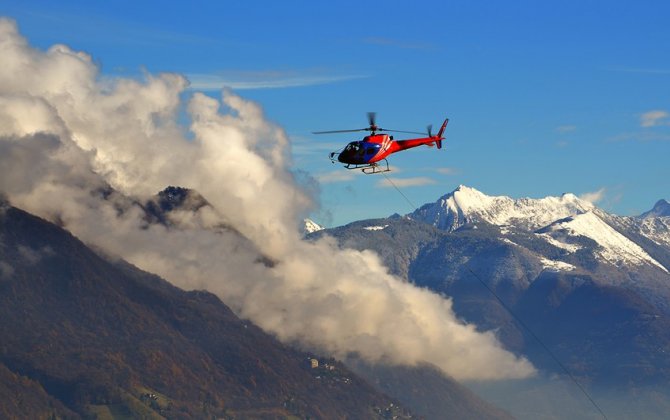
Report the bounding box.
[2,0,669,226]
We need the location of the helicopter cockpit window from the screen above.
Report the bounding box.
[345,142,360,152]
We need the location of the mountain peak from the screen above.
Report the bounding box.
[410,186,594,231]
[561,192,579,200]
[454,184,481,193]
[303,218,324,234]
[639,199,670,219]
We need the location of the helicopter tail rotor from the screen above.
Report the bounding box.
[435,118,449,149]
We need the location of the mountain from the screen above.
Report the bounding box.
[0,200,413,419]
[303,218,324,234]
[310,186,670,418]
[410,185,595,232]
[142,185,210,226]
[408,186,670,309]
[640,199,670,219]
[345,360,514,420]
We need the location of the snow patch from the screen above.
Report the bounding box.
[364,225,389,231]
[540,258,576,272]
[536,233,582,253]
[638,217,670,247]
[501,237,518,247]
[548,212,668,273]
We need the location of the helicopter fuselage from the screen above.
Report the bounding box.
[335,134,440,165]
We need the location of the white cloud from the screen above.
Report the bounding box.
[435,167,458,175]
[0,18,535,381]
[187,71,368,90]
[579,188,606,204]
[377,177,436,188]
[316,170,357,183]
[640,110,670,127]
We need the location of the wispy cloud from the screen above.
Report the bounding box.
[290,135,342,157]
[188,71,368,90]
[435,167,459,175]
[556,125,577,133]
[20,9,220,48]
[316,170,357,183]
[363,37,436,51]
[580,188,606,204]
[640,110,670,127]
[376,177,436,188]
[608,131,670,142]
[607,66,670,75]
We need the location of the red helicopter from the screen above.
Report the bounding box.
[314,113,449,174]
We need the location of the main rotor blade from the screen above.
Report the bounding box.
[379,128,428,135]
[312,128,369,134]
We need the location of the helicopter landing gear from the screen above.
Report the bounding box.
[341,159,390,174]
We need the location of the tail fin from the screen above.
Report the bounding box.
[435,118,449,149]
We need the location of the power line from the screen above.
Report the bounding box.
[465,266,608,420]
[381,172,417,212]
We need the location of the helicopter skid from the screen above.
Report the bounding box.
[345,160,390,174]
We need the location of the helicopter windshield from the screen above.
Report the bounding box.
[344,142,362,152]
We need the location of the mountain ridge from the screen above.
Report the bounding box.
[0,203,415,419]
[408,185,595,232]
[312,186,670,383]
[640,199,670,219]
[308,185,670,418]
[407,185,669,275]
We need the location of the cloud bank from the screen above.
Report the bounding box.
[0,18,534,381]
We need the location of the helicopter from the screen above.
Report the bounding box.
[313,112,449,174]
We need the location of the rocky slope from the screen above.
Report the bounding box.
[0,201,412,419]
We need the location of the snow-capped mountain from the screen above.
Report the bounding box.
[303,218,324,234]
[309,187,670,416]
[637,217,670,248]
[409,185,669,275]
[539,211,667,273]
[409,185,594,232]
[640,199,670,219]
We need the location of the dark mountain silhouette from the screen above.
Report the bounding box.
[640,199,670,219]
[0,201,413,419]
[142,186,210,227]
